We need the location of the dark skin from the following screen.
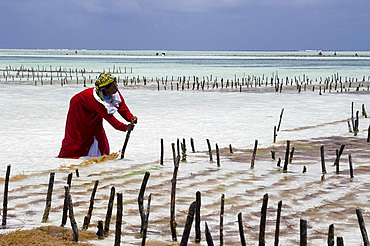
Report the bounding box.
[103,81,138,131]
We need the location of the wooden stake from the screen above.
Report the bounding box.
[121,130,131,159]
[139,172,150,235]
[205,222,214,246]
[283,141,290,173]
[141,194,152,246]
[171,155,180,241]
[251,139,258,168]
[206,139,213,162]
[104,186,115,236]
[61,173,72,227]
[259,193,268,246]
[190,138,195,152]
[42,172,55,223]
[277,158,281,167]
[220,194,225,246]
[160,138,164,165]
[216,143,220,167]
[65,186,78,242]
[2,165,11,227]
[328,224,334,246]
[300,219,307,246]
[97,220,104,239]
[195,191,201,242]
[337,237,344,246]
[289,147,295,164]
[356,209,370,246]
[277,108,284,131]
[349,154,354,179]
[172,143,176,166]
[274,201,282,246]
[238,212,246,246]
[83,180,99,230]
[115,193,123,246]
[320,145,326,174]
[180,201,196,246]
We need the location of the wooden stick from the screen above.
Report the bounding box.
[287,147,294,163]
[120,130,131,159]
[205,222,214,246]
[139,172,150,235]
[181,139,187,162]
[259,193,268,246]
[195,191,201,242]
[229,144,233,154]
[367,125,370,142]
[171,155,180,241]
[334,145,345,174]
[104,186,115,236]
[274,201,282,246]
[2,165,11,227]
[337,237,344,246]
[83,180,99,230]
[172,143,176,165]
[283,141,290,172]
[238,212,246,246]
[206,139,213,162]
[191,138,195,152]
[300,219,307,246]
[67,172,72,188]
[42,172,55,223]
[61,173,72,227]
[220,194,225,246]
[320,145,326,174]
[180,201,196,246]
[356,209,370,246]
[216,143,220,167]
[328,224,334,246]
[160,138,164,165]
[97,220,104,239]
[251,139,258,168]
[115,193,123,246]
[65,186,78,242]
[141,193,152,246]
[349,154,354,179]
[277,108,284,131]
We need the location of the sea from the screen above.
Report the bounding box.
[0,49,369,245]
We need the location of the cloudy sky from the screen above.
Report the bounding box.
[1,0,369,51]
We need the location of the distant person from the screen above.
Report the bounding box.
[318,51,322,56]
[58,72,137,158]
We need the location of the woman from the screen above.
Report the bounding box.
[58,72,137,158]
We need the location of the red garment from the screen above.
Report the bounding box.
[58,88,133,158]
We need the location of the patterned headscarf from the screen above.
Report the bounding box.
[95,72,117,100]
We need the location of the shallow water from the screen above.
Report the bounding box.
[0,49,370,245]
[0,81,369,245]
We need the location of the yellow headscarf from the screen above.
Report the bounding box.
[95,72,117,100]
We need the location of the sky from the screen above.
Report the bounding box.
[0,0,369,51]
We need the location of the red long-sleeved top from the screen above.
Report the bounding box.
[58,88,133,158]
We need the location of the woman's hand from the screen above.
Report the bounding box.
[126,123,135,132]
[130,116,138,124]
